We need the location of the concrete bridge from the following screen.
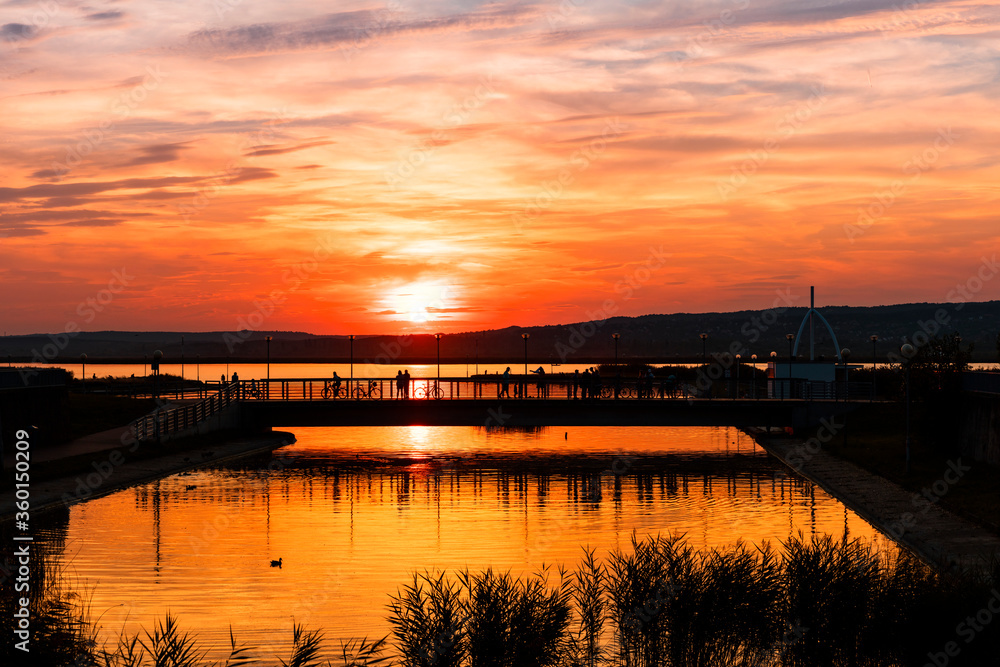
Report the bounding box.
[129,376,876,441]
[155,377,877,434]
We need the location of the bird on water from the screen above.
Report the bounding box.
[270,557,282,567]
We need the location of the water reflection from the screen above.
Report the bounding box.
[38,426,890,660]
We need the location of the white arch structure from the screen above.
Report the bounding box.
[791,287,843,361]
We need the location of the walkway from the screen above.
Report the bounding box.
[751,428,1000,578]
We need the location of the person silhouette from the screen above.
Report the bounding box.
[500,367,511,398]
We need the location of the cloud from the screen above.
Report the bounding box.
[186,4,538,57]
[243,139,333,157]
[120,142,192,167]
[84,11,125,22]
[0,22,36,41]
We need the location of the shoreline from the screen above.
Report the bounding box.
[747,427,1000,578]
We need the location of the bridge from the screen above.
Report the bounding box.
[129,376,876,442]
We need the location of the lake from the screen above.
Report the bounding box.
[33,424,892,661]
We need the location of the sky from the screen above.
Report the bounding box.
[1,0,999,335]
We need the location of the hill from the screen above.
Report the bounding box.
[4,300,999,364]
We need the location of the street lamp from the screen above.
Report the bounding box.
[152,350,162,400]
[699,333,708,366]
[840,348,851,400]
[870,334,878,401]
[735,353,741,400]
[265,335,272,382]
[786,333,794,377]
[612,333,620,365]
[181,335,185,381]
[770,351,778,400]
[786,333,795,399]
[901,343,915,474]
[434,333,443,382]
[751,354,758,399]
[349,335,355,381]
[80,353,87,392]
[521,332,530,376]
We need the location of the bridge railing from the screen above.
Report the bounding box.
[235,377,873,401]
[130,381,241,442]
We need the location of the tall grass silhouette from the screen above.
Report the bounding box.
[5,532,999,666]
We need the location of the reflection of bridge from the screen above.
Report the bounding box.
[232,377,872,431]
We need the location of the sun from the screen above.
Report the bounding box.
[386,280,454,325]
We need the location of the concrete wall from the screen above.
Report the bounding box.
[155,401,246,444]
[959,392,1000,466]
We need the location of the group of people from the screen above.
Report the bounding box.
[394,369,412,398]
[570,367,603,399]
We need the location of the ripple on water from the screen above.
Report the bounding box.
[36,426,893,660]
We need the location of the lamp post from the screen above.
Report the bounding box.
[786,333,795,400]
[699,333,708,366]
[870,335,878,401]
[840,348,851,400]
[434,333,443,383]
[349,335,355,382]
[181,335,185,381]
[612,333,620,366]
[751,354,758,399]
[770,351,778,400]
[80,353,87,392]
[265,336,272,381]
[521,333,530,376]
[901,343,915,474]
[152,350,162,400]
[735,353,741,400]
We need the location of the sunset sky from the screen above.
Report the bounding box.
[2,0,998,335]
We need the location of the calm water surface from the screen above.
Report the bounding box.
[39,426,891,659]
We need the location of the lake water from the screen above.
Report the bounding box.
[34,425,892,661]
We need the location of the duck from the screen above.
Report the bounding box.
[270,557,282,567]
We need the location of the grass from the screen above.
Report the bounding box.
[6,533,999,666]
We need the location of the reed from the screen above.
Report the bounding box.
[388,571,465,667]
[568,548,609,667]
[11,532,1000,666]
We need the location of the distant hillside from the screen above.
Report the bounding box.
[4,300,999,363]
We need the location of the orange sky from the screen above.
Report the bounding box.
[2,0,999,334]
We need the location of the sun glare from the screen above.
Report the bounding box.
[385,280,454,325]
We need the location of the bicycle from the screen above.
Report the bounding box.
[244,382,264,399]
[352,380,383,400]
[321,380,345,399]
[414,381,444,400]
[600,385,635,399]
